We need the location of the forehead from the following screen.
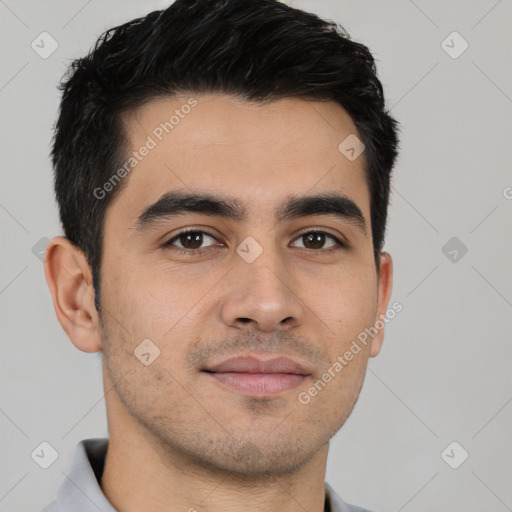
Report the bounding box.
[108,93,370,227]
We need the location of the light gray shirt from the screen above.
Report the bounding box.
[40,438,373,512]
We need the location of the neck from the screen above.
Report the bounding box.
[101,402,329,512]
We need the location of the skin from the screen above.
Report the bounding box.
[44,93,393,512]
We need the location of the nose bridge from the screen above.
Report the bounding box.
[220,234,304,332]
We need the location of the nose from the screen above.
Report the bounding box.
[219,249,306,333]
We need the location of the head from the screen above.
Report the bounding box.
[45,0,399,475]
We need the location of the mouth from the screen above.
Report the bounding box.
[202,355,312,397]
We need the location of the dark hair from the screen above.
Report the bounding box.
[51,0,400,314]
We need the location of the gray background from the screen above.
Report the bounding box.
[1,0,511,511]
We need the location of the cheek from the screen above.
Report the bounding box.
[303,263,378,337]
[101,258,216,348]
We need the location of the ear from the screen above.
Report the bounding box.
[44,236,102,353]
[369,251,393,358]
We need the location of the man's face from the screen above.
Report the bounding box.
[97,93,391,474]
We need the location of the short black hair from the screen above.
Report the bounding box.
[51,0,400,314]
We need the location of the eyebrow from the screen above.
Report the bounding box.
[132,190,367,235]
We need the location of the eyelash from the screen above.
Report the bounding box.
[161,228,346,255]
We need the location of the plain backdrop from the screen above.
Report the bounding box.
[1,1,511,511]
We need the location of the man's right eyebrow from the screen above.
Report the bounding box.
[131,191,247,231]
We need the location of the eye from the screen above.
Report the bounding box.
[291,230,345,251]
[162,229,220,254]
[162,228,346,255]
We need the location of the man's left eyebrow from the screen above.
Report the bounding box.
[277,193,366,234]
[131,190,366,235]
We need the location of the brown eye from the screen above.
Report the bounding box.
[164,230,218,252]
[291,231,344,251]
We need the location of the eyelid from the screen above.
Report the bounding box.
[293,227,347,245]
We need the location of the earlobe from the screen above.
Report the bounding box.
[369,251,393,358]
[44,236,102,353]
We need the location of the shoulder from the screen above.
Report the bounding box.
[325,481,374,512]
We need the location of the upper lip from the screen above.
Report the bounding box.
[203,355,312,376]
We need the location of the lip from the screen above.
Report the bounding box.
[205,355,311,375]
[202,355,312,397]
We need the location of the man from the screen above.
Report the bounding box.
[42,0,399,510]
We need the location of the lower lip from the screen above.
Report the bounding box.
[205,372,307,396]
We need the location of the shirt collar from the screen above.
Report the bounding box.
[55,438,115,512]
